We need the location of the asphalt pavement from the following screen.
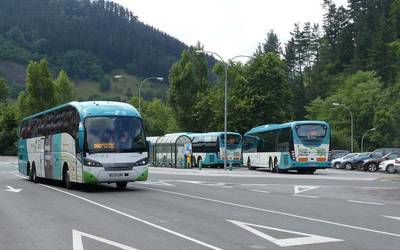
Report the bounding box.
[1,156,400,250]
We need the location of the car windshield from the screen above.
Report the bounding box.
[85,116,146,154]
[344,153,358,159]
[295,124,327,139]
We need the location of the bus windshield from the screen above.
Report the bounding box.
[220,134,241,148]
[85,116,146,154]
[295,124,327,139]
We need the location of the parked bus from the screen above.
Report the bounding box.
[190,132,242,167]
[18,101,149,189]
[243,121,331,174]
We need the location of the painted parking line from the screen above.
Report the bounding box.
[347,200,384,206]
[10,173,223,250]
[382,215,400,221]
[250,189,271,194]
[292,194,319,199]
[130,184,400,239]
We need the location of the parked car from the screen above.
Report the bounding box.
[359,152,400,172]
[372,148,400,155]
[379,159,398,174]
[331,150,351,160]
[331,153,359,169]
[394,158,400,172]
[342,152,374,170]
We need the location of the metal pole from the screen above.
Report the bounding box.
[224,63,228,170]
[346,107,354,153]
[361,128,376,153]
[138,82,142,113]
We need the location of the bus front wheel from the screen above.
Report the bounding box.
[116,181,128,190]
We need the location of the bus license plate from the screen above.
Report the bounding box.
[109,173,123,178]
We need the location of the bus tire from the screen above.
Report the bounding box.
[197,157,203,167]
[247,158,255,170]
[116,181,128,190]
[63,165,73,190]
[27,162,31,181]
[268,158,273,172]
[29,163,38,183]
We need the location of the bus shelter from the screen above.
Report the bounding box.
[146,136,159,166]
[154,134,192,168]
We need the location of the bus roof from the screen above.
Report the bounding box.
[190,132,242,137]
[22,101,141,122]
[245,121,329,135]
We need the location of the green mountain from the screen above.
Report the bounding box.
[0,0,188,100]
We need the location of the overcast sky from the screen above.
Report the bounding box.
[113,0,348,59]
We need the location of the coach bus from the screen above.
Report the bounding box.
[18,101,149,189]
[190,132,243,168]
[243,121,331,174]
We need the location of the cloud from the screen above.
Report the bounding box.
[114,0,348,59]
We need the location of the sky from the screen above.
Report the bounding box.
[113,0,348,60]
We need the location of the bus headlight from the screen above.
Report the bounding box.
[84,158,103,167]
[133,158,148,166]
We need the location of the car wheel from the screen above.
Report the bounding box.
[367,163,378,172]
[386,164,396,174]
[344,162,353,170]
[334,162,341,169]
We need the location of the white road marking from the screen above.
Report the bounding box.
[141,181,176,186]
[228,220,342,247]
[294,186,319,194]
[250,189,271,194]
[4,185,22,193]
[38,184,223,250]
[382,215,400,221]
[130,185,400,238]
[166,180,233,188]
[73,230,138,250]
[292,194,319,199]
[347,200,384,206]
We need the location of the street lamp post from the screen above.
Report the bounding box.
[332,102,354,152]
[361,128,376,152]
[196,50,254,170]
[114,75,163,112]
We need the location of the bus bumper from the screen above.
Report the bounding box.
[288,161,331,169]
[83,165,148,184]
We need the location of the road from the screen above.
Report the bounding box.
[1,156,400,250]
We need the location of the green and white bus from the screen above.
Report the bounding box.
[243,121,331,174]
[18,101,149,189]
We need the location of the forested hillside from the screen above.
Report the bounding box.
[0,0,187,97]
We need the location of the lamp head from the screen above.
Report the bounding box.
[156,77,164,81]
[332,102,340,106]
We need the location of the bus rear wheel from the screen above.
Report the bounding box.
[63,167,73,190]
[29,164,38,183]
[247,158,255,170]
[116,181,128,190]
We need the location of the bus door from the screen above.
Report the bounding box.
[43,136,53,178]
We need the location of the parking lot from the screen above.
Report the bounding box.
[1,156,400,250]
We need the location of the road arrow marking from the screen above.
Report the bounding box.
[72,230,138,250]
[4,185,22,193]
[382,215,400,221]
[228,220,343,247]
[294,185,319,194]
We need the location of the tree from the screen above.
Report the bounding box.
[168,45,209,131]
[230,53,292,133]
[55,70,75,104]
[21,59,57,116]
[306,71,383,150]
[0,77,9,103]
[0,104,18,155]
[256,30,282,55]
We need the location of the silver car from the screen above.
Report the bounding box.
[331,153,359,169]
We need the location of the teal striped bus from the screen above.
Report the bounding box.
[243,121,331,174]
[18,101,149,189]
